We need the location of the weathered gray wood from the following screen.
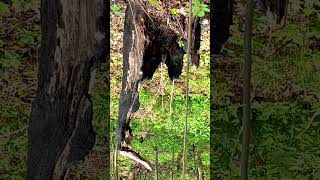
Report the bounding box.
[27,0,106,179]
[116,1,145,147]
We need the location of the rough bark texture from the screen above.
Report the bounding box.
[212,0,234,54]
[116,1,145,147]
[190,16,201,67]
[27,0,105,179]
[265,0,288,26]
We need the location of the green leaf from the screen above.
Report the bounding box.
[177,39,184,48]
[196,10,205,17]
[202,7,210,12]
[170,8,178,15]
[148,0,158,5]
[192,0,209,17]
[111,4,120,16]
[17,30,39,45]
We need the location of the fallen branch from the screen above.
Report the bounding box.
[0,125,28,138]
[299,111,320,137]
[118,146,153,171]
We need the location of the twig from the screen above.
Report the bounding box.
[182,0,193,179]
[171,147,174,180]
[114,143,119,180]
[169,79,175,124]
[141,79,169,116]
[0,125,28,138]
[154,146,159,180]
[299,111,320,137]
[230,126,243,167]
[136,0,155,27]
[160,63,164,112]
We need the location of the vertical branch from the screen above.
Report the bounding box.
[193,145,199,180]
[240,0,254,179]
[160,63,164,112]
[114,144,119,180]
[111,136,115,179]
[182,0,193,179]
[195,153,204,180]
[169,79,175,124]
[171,148,175,180]
[154,146,159,180]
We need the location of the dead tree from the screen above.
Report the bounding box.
[116,0,202,169]
[27,0,106,179]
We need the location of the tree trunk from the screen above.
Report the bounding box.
[240,0,254,179]
[211,0,233,54]
[27,0,106,179]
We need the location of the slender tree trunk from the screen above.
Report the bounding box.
[27,0,105,179]
[154,146,159,180]
[240,0,254,179]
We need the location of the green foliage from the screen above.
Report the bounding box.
[213,1,320,178]
[110,18,211,177]
[192,0,209,17]
[92,89,108,142]
[213,100,320,178]
[148,0,158,5]
[176,38,184,48]
[0,51,22,69]
[0,92,29,179]
[111,4,120,16]
[17,30,40,45]
[170,8,179,15]
[0,2,10,14]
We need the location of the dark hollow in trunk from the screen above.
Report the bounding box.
[27,0,106,179]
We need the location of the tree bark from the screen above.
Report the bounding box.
[240,0,254,179]
[212,0,233,54]
[27,0,106,179]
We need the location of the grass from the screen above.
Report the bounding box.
[110,46,210,179]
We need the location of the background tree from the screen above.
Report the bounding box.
[27,0,106,179]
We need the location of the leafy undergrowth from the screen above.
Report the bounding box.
[213,0,320,179]
[0,1,39,179]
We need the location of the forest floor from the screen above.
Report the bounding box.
[1,0,320,179]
